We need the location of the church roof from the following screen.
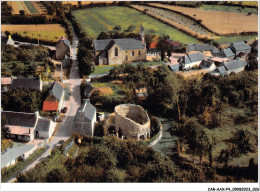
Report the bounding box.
[94,38,145,51]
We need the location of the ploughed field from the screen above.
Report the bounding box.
[72,6,198,44]
[7,1,47,15]
[1,24,67,43]
[63,1,113,5]
[149,3,258,35]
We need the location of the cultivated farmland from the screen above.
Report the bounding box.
[1,24,67,42]
[149,3,258,35]
[72,6,198,44]
[63,1,113,5]
[7,1,47,15]
[132,4,213,39]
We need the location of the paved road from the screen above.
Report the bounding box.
[7,31,81,183]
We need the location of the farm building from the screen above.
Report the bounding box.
[93,26,146,65]
[1,144,37,169]
[1,77,12,92]
[11,77,42,91]
[224,60,247,74]
[219,48,236,60]
[179,52,205,69]
[211,60,247,76]
[229,42,251,56]
[42,81,65,113]
[73,99,96,137]
[56,36,70,60]
[35,118,55,139]
[187,43,219,56]
[1,111,38,142]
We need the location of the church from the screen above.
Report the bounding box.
[93,26,147,65]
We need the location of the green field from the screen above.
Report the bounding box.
[72,6,198,44]
[24,1,38,14]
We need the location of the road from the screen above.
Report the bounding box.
[7,31,81,183]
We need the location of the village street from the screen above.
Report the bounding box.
[7,31,81,183]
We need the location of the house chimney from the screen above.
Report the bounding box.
[140,25,145,46]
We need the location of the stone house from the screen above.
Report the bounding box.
[179,52,205,69]
[74,99,96,137]
[187,43,219,56]
[2,111,38,142]
[229,42,251,56]
[10,77,42,91]
[56,36,70,60]
[2,111,54,142]
[211,60,247,76]
[1,77,12,92]
[1,144,37,169]
[200,60,216,72]
[42,81,65,113]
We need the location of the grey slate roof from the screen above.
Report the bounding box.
[1,144,35,168]
[50,81,64,101]
[94,38,145,51]
[200,60,214,68]
[11,77,41,90]
[35,118,51,132]
[221,48,235,57]
[187,43,196,52]
[212,46,220,54]
[231,42,251,51]
[75,100,96,121]
[224,60,247,71]
[168,64,179,71]
[1,111,37,127]
[84,84,94,98]
[218,66,227,75]
[188,52,204,63]
[57,36,70,47]
[195,44,213,51]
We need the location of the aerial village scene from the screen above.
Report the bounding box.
[0,0,258,186]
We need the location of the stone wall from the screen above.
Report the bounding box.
[115,104,150,139]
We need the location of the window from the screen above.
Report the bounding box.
[115,47,118,57]
[138,50,141,56]
[131,51,135,56]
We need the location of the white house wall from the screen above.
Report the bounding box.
[184,61,202,69]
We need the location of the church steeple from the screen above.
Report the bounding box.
[140,24,145,45]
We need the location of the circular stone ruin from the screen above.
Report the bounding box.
[114,104,151,140]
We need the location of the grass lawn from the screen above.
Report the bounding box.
[72,6,198,44]
[1,146,47,183]
[1,139,13,152]
[24,1,38,14]
[90,65,115,75]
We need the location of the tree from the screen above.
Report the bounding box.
[1,115,10,139]
[157,35,172,61]
[19,10,25,16]
[45,168,70,182]
[97,31,110,40]
[78,1,82,8]
[126,25,136,32]
[113,25,121,32]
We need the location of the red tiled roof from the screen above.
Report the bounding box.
[42,101,59,111]
[150,42,157,49]
[1,77,12,85]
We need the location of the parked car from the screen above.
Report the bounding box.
[61,107,68,113]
